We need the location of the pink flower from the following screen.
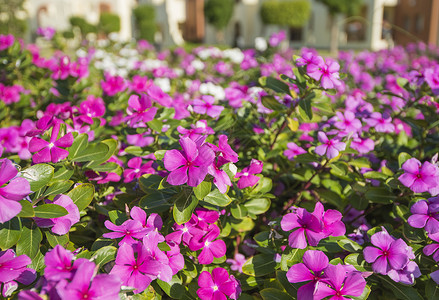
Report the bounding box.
[0,34,14,51]
[125,94,158,128]
[44,245,88,281]
[197,267,240,300]
[34,195,80,235]
[77,95,106,125]
[103,219,147,246]
[408,197,439,234]
[123,157,155,183]
[399,158,439,194]
[164,137,215,187]
[101,74,127,96]
[190,225,226,265]
[314,132,346,160]
[0,159,31,223]
[193,95,224,119]
[365,112,395,133]
[307,58,342,89]
[284,142,306,160]
[29,123,73,163]
[334,111,362,134]
[235,159,263,189]
[0,250,35,298]
[226,253,247,273]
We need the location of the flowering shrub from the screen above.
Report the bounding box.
[2,31,439,299]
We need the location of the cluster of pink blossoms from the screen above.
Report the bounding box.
[197,267,241,300]
[19,245,121,299]
[281,202,345,249]
[103,207,184,293]
[166,208,226,265]
[287,250,366,300]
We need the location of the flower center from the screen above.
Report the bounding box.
[48,142,55,149]
[205,241,211,247]
[213,285,218,291]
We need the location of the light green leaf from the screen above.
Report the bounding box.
[193,181,211,200]
[244,198,271,215]
[21,164,54,192]
[18,200,35,217]
[67,133,89,159]
[34,204,68,219]
[173,189,197,225]
[0,218,22,250]
[67,183,95,211]
[43,180,74,197]
[242,254,277,277]
[16,222,42,259]
[204,189,232,207]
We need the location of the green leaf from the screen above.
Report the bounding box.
[231,204,248,219]
[157,275,184,299]
[71,143,109,163]
[364,187,395,204]
[280,248,305,271]
[68,133,89,159]
[204,189,232,207]
[109,210,129,225]
[336,238,362,252]
[244,198,271,215]
[363,171,389,181]
[260,288,294,300]
[252,177,273,194]
[92,246,117,268]
[261,96,286,111]
[0,218,22,250]
[91,162,120,172]
[276,271,298,295]
[242,254,277,277]
[173,190,198,225]
[158,242,171,252]
[254,231,270,247]
[29,250,45,272]
[193,181,212,200]
[379,276,423,300]
[91,238,115,251]
[43,180,74,197]
[398,152,411,169]
[18,200,35,217]
[53,167,74,181]
[147,119,163,132]
[16,222,42,259]
[124,146,143,156]
[352,285,371,300]
[45,231,69,248]
[84,138,118,167]
[140,190,175,213]
[425,280,439,300]
[139,174,164,192]
[298,92,315,121]
[21,164,54,192]
[67,183,95,211]
[34,204,68,219]
[259,76,291,96]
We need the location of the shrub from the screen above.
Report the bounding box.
[204,0,234,30]
[133,4,156,42]
[69,16,97,36]
[98,12,121,35]
[260,0,311,27]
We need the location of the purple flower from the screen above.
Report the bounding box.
[34,195,80,235]
[103,219,147,246]
[125,94,158,128]
[423,232,439,261]
[123,157,155,183]
[164,137,215,187]
[408,197,439,234]
[286,250,328,300]
[363,230,411,275]
[0,250,35,298]
[365,112,395,133]
[424,66,439,94]
[29,123,73,163]
[315,132,346,160]
[307,58,342,90]
[399,158,439,194]
[226,253,247,273]
[284,142,306,160]
[314,264,366,300]
[77,95,106,125]
[56,260,121,300]
[387,261,421,285]
[281,208,324,249]
[0,159,31,223]
[269,30,286,47]
[101,74,127,96]
[189,225,226,264]
[334,111,362,134]
[350,137,375,154]
[312,202,346,238]
[44,245,88,281]
[197,267,240,300]
[235,159,263,189]
[193,95,224,119]
[36,27,55,40]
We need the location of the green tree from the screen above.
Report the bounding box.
[260,0,311,28]
[0,0,27,37]
[133,4,156,42]
[98,13,121,36]
[316,0,363,55]
[70,16,97,40]
[204,0,234,43]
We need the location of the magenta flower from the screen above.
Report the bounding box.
[269,30,286,47]
[44,245,88,281]
[190,225,226,264]
[103,219,147,246]
[56,260,121,300]
[363,230,411,275]
[146,84,172,107]
[399,158,439,194]
[226,253,247,273]
[0,159,31,223]
[77,95,106,125]
[351,137,375,154]
[0,250,35,298]
[307,58,342,89]
[197,267,239,300]
[193,95,224,118]
[314,264,366,300]
[164,137,215,187]
[312,202,346,238]
[408,197,439,234]
[36,27,56,40]
[365,112,395,133]
[284,142,306,160]
[286,250,328,300]
[125,94,158,128]
[334,111,362,134]
[387,261,421,285]
[315,132,346,160]
[0,34,14,51]
[29,123,73,163]
[424,66,439,94]
[34,195,80,235]
[123,157,155,183]
[281,208,324,249]
[423,233,439,261]
[235,159,263,189]
[101,74,127,96]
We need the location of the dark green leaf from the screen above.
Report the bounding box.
[45,231,69,248]
[298,92,315,121]
[157,275,184,299]
[53,167,74,181]
[140,190,175,213]
[34,204,68,219]
[139,174,164,192]
[260,288,294,300]
[109,210,129,225]
[173,190,198,225]
[259,76,291,96]
[261,96,286,111]
[379,276,423,300]
[71,143,109,163]
[43,180,74,197]
[365,187,395,204]
[67,133,89,159]
[18,200,35,217]
[16,222,42,259]
[242,254,277,277]
[426,280,439,300]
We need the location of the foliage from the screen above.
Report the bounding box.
[133,4,156,42]
[0,0,27,37]
[98,12,121,35]
[260,0,311,27]
[69,16,97,38]
[204,0,235,30]
[316,0,363,16]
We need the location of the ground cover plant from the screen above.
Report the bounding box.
[1,31,439,299]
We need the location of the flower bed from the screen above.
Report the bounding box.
[1,32,439,299]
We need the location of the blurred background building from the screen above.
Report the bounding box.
[1,0,438,51]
